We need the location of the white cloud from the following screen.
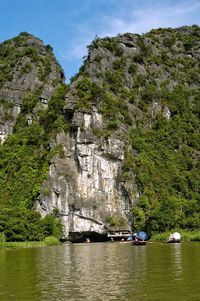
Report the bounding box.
[60,1,200,63]
[60,38,91,61]
[103,1,200,36]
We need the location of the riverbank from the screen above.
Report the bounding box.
[0,236,60,249]
[150,230,200,242]
[1,230,200,249]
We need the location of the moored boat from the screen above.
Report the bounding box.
[132,231,148,245]
[166,232,181,243]
[132,240,146,246]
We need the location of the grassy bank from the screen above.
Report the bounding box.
[0,236,60,249]
[150,230,200,242]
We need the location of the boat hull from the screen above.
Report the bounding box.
[166,239,181,243]
[132,240,146,246]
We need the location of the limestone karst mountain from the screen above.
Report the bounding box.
[0,26,200,241]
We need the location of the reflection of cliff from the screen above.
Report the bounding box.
[1,243,200,300]
[35,243,147,301]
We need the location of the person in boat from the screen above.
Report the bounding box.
[133,231,148,241]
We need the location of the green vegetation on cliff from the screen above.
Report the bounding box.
[0,84,68,208]
[1,26,200,240]
[71,25,200,234]
[0,32,64,88]
[0,33,67,241]
[0,84,67,241]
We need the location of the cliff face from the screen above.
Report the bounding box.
[36,110,131,239]
[1,26,200,240]
[36,26,200,238]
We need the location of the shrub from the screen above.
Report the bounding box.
[44,236,60,246]
[0,233,6,242]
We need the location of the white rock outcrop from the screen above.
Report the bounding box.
[36,110,131,240]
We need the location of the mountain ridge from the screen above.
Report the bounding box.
[0,26,200,241]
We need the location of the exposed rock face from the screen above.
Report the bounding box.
[36,25,200,240]
[36,108,132,240]
[2,26,200,240]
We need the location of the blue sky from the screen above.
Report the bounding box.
[1,0,200,82]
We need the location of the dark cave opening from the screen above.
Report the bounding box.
[68,231,109,243]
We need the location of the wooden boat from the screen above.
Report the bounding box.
[119,238,133,243]
[132,240,146,246]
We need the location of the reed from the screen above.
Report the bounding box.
[0,236,60,249]
[180,230,200,242]
[150,231,171,241]
[150,230,200,242]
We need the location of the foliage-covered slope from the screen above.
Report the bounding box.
[67,25,200,233]
[0,32,66,240]
[1,26,200,240]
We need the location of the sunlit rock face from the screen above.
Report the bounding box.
[1,27,200,241]
[36,109,131,240]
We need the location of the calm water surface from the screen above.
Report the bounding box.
[0,242,200,301]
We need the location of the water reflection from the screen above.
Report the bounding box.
[35,243,147,301]
[1,242,200,301]
[0,248,40,300]
[173,243,182,281]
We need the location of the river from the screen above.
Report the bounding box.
[0,241,200,301]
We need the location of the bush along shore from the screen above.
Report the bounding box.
[150,230,200,242]
[0,207,63,248]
